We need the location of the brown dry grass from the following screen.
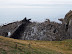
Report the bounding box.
[0,36,72,54]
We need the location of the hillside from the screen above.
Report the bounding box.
[0,36,72,54]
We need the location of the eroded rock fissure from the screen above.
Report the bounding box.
[10,18,31,39]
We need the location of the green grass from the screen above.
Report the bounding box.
[0,36,72,54]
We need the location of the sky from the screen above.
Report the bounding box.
[0,0,72,25]
[0,0,72,8]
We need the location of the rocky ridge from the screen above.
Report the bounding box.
[0,10,72,41]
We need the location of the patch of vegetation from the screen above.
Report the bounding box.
[0,36,72,54]
[0,48,7,54]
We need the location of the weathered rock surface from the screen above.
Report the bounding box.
[62,10,72,39]
[0,10,72,41]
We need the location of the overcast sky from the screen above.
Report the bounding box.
[0,0,72,25]
[0,0,72,8]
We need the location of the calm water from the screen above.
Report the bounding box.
[0,4,72,25]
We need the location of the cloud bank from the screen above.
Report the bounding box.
[0,0,72,8]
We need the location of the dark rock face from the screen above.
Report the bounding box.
[64,10,72,39]
[0,10,72,41]
[10,18,31,39]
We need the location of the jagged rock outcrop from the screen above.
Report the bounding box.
[0,10,72,41]
[21,21,61,41]
[0,21,21,37]
[61,10,72,39]
[10,18,31,39]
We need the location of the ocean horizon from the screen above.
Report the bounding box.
[0,4,72,25]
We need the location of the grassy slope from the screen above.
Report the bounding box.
[0,36,72,54]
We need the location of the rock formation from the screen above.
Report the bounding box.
[59,10,72,39]
[0,10,72,41]
[10,17,31,39]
